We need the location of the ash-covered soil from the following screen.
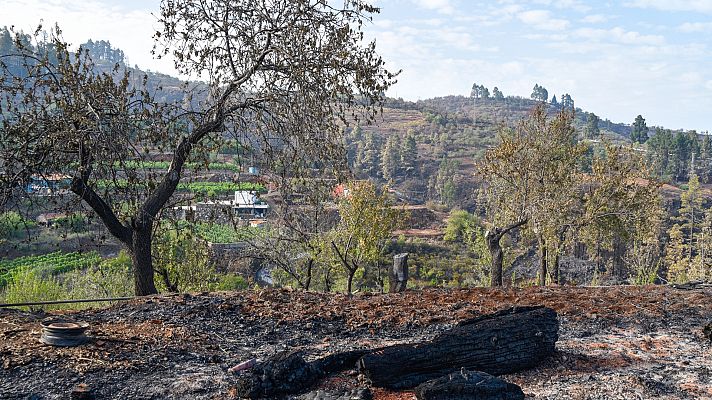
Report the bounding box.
[1,286,711,400]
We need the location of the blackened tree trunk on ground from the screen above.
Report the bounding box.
[358,306,559,389]
[234,349,374,398]
[414,370,524,400]
[485,219,527,287]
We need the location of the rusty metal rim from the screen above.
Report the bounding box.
[40,318,90,347]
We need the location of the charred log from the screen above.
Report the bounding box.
[414,369,524,400]
[357,306,558,389]
[311,349,373,375]
[298,388,372,400]
[233,349,373,399]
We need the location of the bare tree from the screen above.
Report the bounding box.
[0,0,397,295]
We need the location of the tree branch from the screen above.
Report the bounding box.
[331,240,356,273]
[70,177,131,245]
[493,218,528,242]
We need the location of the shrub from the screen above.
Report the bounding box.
[0,251,101,288]
[54,213,87,233]
[65,251,133,301]
[1,268,67,311]
[213,273,248,291]
[153,228,215,292]
[0,211,35,239]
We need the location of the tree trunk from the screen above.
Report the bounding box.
[485,219,527,287]
[538,239,547,287]
[304,258,313,291]
[552,252,560,285]
[358,306,558,389]
[130,227,158,296]
[346,269,355,295]
[234,349,374,398]
[486,231,504,287]
[389,253,409,293]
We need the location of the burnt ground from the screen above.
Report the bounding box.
[1,286,711,400]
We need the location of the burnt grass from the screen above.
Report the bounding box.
[1,286,711,400]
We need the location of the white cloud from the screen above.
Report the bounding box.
[412,0,455,15]
[625,0,712,13]
[573,27,665,45]
[581,14,609,24]
[679,22,712,32]
[518,10,570,31]
[538,0,591,12]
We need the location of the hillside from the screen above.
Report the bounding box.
[351,95,633,210]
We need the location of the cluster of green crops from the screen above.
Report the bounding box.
[120,161,241,172]
[0,251,101,288]
[97,180,265,196]
[195,223,255,244]
[177,182,266,196]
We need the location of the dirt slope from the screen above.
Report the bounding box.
[1,286,711,399]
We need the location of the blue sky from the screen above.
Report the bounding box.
[4,0,712,131]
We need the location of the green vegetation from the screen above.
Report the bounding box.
[2,268,66,310]
[53,213,87,233]
[195,223,256,244]
[214,274,249,291]
[97,180,265,196]
[176,181,266,196]
[326,181,404,294]
[0,251,101,288]
[120,160,241,172]
[0,211,36,239]
[1,251,133,311]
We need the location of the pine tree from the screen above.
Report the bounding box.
[631,115,648,144]
[0,27,13,55]
[531,84,540,100]
[672,131,693,181]
[561,94,574,111]
[531,84,548,102]
[695,208,712,280]
[585,113,600,139]
[401,132,418,177]
[492,87,504,100]
[360,131,380,177]
[665,224,688,283]
[700,135,712,183]
[380,135,401,181]
[679,174,704,263]
[436,157,458,206]
[550,95,558,106]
